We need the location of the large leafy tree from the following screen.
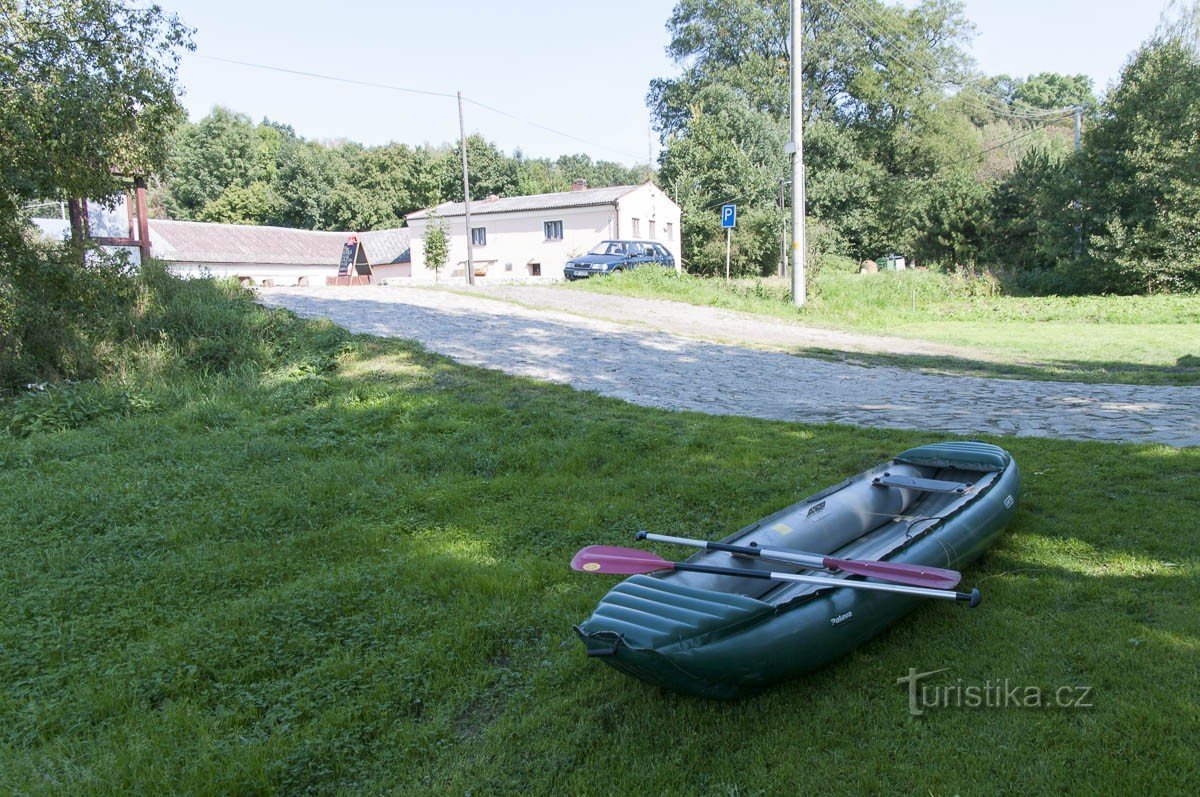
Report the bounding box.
[1,0,191,385]
[1080,33,1200,293]
[0,0,192,220]
[651,0,979,273]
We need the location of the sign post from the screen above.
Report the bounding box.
[721,203,736,279]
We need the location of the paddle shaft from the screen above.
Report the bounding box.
[667,559,980,605]
[636,531,960,590]
[640,531,827,568]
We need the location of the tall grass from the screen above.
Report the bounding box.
[1,261,351,437]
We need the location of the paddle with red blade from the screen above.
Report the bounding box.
[571,545,981,606]
[635,531,961,589]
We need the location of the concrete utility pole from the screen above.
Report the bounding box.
[1073,104,1083,152]
[790,0,806,306]
[457,91,475,286]
[779,177,788,278]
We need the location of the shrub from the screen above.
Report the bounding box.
[4,382,151,437]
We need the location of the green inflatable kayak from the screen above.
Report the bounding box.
[574,441,1020,699]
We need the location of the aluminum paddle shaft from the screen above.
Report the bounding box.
[636,531,961,590]
[572,546,981,606]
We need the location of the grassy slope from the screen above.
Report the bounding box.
[566,270,1200,385]
[0,291,1197,794]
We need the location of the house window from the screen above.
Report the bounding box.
[631,218,641,237]
[649,220,656,239]
[665,222,674,241]
[544,220,563,240]
[471,227,486,246]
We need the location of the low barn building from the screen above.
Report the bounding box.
[150,220,349,285]
[148,220,410,285]
[405,181,681,281]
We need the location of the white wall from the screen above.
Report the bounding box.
[167,262,332,285]
[408,203,618,282]
[615,183,683,273]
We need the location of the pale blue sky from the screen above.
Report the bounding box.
[162,0,1174,167]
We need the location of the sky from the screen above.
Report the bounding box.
[162,0,1177,168]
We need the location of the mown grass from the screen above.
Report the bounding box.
[0,278,1197,794]
[566,269,1200,385]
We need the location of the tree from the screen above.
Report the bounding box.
[651,0,977,270]
[1078,33,1200,292]
[1,0,192,220]
[424,214,449,283]
[1015,73,1095,111]
[1,0,191,385]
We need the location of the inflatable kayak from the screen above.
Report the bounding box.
[574,441,1020,699]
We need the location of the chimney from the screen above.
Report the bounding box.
[571,178,588,192]
[486,194,499,203]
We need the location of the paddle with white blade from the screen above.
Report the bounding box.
[635,531,961,590]
[571,545,981,606]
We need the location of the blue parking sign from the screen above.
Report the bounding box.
[721,203,736,229]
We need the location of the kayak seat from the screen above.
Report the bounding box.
[872,472,969,494]
[583,574,773,650]
[895,441,1010,473]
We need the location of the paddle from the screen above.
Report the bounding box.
[635,531,961,589]
[571,545,982,607]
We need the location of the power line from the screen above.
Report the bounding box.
[461,97,645,162]
[195,54,458,100]
[194,54,645,163]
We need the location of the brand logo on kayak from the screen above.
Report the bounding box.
[896,668,1094,716]
[807,501,826,517]
[1003,494,1015,509]
[830,611,853,626]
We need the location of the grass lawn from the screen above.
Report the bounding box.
[566,269,1200,385]
[1,288,1197,794]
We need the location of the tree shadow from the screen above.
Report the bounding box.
[791,346,1200,386]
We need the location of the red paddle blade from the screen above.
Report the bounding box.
[571,545,673,575]
[823,556,961,589]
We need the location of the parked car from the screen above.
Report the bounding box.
[563,240,675,280]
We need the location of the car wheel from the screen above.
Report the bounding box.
[611,267,623,276]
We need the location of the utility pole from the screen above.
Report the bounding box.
[457,91,475,286]
[648,124,654,181]
[779,177,788,278]
[789,0,806,306]
[1073,104,1083,256]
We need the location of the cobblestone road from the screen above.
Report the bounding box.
[259,286,1200,447]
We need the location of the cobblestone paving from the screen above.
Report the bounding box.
[259,286,1200,447]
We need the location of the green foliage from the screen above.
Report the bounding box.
[1079,34,1200,293]
[5,382,151,437]
[1015,72,1096,110]
[0,0,192,213]
[0,237,140,387]
[423,214,449,282]
[158,113,649,233]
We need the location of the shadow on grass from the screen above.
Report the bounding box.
[791,346,1200,386]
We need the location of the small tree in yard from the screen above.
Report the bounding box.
[424,214,449,283]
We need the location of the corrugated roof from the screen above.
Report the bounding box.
[359,228,411,264]
[406,184,642,220]
[149,219,350,266]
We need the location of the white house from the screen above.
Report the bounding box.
[405,181,682,282]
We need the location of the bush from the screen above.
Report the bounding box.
[0,235,140,389]
[4,382,151,437]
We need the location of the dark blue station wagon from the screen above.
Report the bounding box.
[563,240,676,280]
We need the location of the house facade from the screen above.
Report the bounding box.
[405,181,682,281]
